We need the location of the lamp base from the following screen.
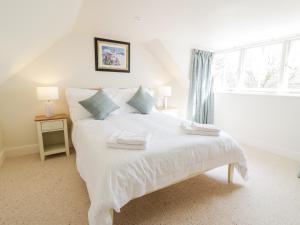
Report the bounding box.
[163,97,168,109]
[45,101,54,117]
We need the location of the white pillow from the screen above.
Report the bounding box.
[102,88,139,114]
[65,88,98,122]
[103,88,157,114]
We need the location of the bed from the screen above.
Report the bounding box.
[66,88,248,225]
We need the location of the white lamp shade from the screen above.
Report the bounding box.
[159,86,172,97]
[37,87,59,101]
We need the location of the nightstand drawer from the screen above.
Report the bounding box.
[41,120,64,132]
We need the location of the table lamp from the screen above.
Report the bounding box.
[36,86,59,117]
[159,86,172,109]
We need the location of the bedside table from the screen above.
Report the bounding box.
[157,107,179,117]
[35,114,70,161]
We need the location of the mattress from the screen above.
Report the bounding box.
[72,112,248,225]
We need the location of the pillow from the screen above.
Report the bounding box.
[103,87,157,114]
[127,86,156,114]
[65,88,98,122]
[103,88,139,114]
[65,87,156,122]
[79,90,120,120]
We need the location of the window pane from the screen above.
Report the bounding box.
[211,54,224,91]
[212,51,240,90]
[223,51,240,89]
[242,44,282,89]
[286,40,300,90]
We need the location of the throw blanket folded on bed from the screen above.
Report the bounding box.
[107,131,150,150]
[181,122,220,136]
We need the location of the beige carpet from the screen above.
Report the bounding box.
[0,148,299,225]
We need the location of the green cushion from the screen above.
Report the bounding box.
[127,86,156,114]
[79,90,119,120]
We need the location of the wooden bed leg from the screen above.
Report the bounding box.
[228,163,234,183]
[109,208,114,224]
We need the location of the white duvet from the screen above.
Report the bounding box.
[72,112,248,225]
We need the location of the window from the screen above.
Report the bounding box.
[286,40,300,90]
[242,44,282,89]
[212,51,240,91]
[212,37,300,94]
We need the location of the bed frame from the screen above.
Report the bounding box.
[108,163,234,222]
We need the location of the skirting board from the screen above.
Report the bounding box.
[4,144,39,158]
[3,140,73,159]
[238,138,300,162]
[0,150,5,167]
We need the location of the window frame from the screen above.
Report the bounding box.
[213,36,300,95]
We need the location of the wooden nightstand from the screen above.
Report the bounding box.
[35,113,70,161]
[157,107,179,117]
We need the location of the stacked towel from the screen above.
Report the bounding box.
[107,131,150,150]
[181,121,220,136]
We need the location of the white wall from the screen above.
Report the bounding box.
[215,92,300,160]
[0,32,184,150]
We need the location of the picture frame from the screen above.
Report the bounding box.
[94,37,130,73]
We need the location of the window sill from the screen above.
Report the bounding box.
[214,90,300,98]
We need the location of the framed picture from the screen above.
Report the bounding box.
[94,37,130,73]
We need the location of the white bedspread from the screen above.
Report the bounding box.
[72,113,248,225]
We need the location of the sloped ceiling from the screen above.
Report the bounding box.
[0,0,82,84]
[2,0,300,85]
[75,0,300,49]
[74,0,300,84]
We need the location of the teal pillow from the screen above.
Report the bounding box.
[127,86,156,114]
[79,90,119,120]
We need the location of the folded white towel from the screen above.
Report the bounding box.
[117,131,150,145]
[181,122,220,136]
[183,128,220,136]
[107,131,148,150]
[190,122,220,133]
[107,142,146,150]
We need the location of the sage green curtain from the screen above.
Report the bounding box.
[187,49,214,124]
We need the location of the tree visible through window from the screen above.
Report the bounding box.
[212,51,240,90]
[286,40,300,90]
[242,44,282,89]
[212,37,300,93]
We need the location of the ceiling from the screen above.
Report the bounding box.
[75,0,300,49]
[0,0,82,84]
[1,0,300,84]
